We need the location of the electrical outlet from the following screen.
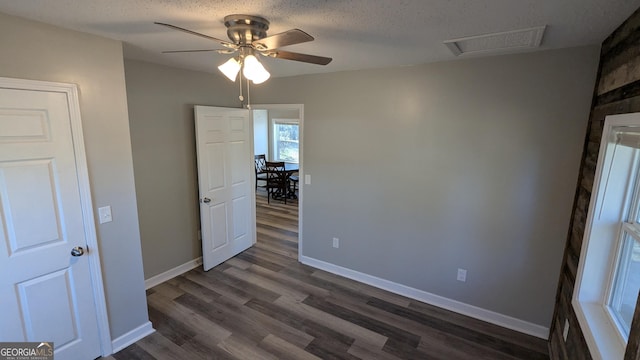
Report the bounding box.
[563,319,570,341]
[457,268,467,282]
[332,237,339,248]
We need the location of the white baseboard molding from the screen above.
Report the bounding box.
[110,321,155,354]
[300,255,549,339]
[144,257,203,290]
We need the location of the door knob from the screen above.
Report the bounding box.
[202,197,211,203]
[71,246,84,257]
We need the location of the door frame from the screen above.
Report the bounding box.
[251,104,304,260]
[0,77,112,355]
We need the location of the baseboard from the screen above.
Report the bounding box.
[300,255,549,339]
[144,257,203,290]
[110,321,155,353]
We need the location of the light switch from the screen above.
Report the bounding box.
[98,206,112,224]
[305,174,311,185]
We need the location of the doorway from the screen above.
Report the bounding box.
[252,104,303,259]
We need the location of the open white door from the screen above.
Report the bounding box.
[195,106,255,271]
[0,80,104,359]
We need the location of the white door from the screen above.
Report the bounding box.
[0,86,102,358]
[195,106,255,271]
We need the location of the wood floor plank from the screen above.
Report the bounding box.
[257,222,298,236]
[259,334,322,360]
[276,263,386,306]
[327,290,520,360]
[253,239,298,259]
[244,245,298,267]
[136,332,198,360]
[147,305,197,346]
[178,291,315,350]
[223,265,309,301]
[111,343,155,360]
[368,297,548,360]
[175,292,269,345]
[184,267,279,304]
[146,292,232,343]
[408,299,549,354]
[217,334,278,360]
[417,331,522,360]
[274,295,389,349]
[304,338,362,360]
[166,275,221,303]
[311,270,412,308]
[150,281,185,300]
[106,194,549,359]
[347,340,404,360]
[178,334,237,360]
[245,263,332,299]
[244,296,356,349]
[235,251,286,272]
[225,256,253,270]
[302,295,421,347]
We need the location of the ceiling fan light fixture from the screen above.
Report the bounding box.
[218,57,241,81]
[242,54,270,83]
[251,71,270,84]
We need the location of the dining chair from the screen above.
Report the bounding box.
[288,174,299,199]
[265,161,287,204]
[254,154,267,190]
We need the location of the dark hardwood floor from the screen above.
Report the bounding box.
[105,192,549,359]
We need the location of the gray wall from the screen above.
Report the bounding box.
[124,60,239,279]
[123,46,599,328]
[253,46,600,326]
[254,110,269,157]
[0,13,148,339]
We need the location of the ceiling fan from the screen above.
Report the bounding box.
[155,14,332,84]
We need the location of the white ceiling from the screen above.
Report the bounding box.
[0,0,638,78]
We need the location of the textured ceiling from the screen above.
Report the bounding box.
[0,0,638,78]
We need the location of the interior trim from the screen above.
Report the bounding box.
[144,256,203,290]
[110,321,155,354]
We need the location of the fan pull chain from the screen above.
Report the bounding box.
[246,78,252,109]
[238,70,244,106]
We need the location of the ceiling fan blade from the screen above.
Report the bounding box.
[162,49,217,54]
[161,49,237,54]
[252,29,314,50]
[266,50,332,65]
[154,22,236,48]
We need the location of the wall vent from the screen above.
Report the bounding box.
[444,26,546,56]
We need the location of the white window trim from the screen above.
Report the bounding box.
[573,112,640,360]
[270,118,299,163]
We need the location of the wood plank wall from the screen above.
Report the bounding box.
[548,7,640,359]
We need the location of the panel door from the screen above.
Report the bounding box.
[195,106,254,271]
[0,87,101,359]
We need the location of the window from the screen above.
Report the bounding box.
[272,119,299,163]
[574,113,640,359]
[609,226,640,335]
